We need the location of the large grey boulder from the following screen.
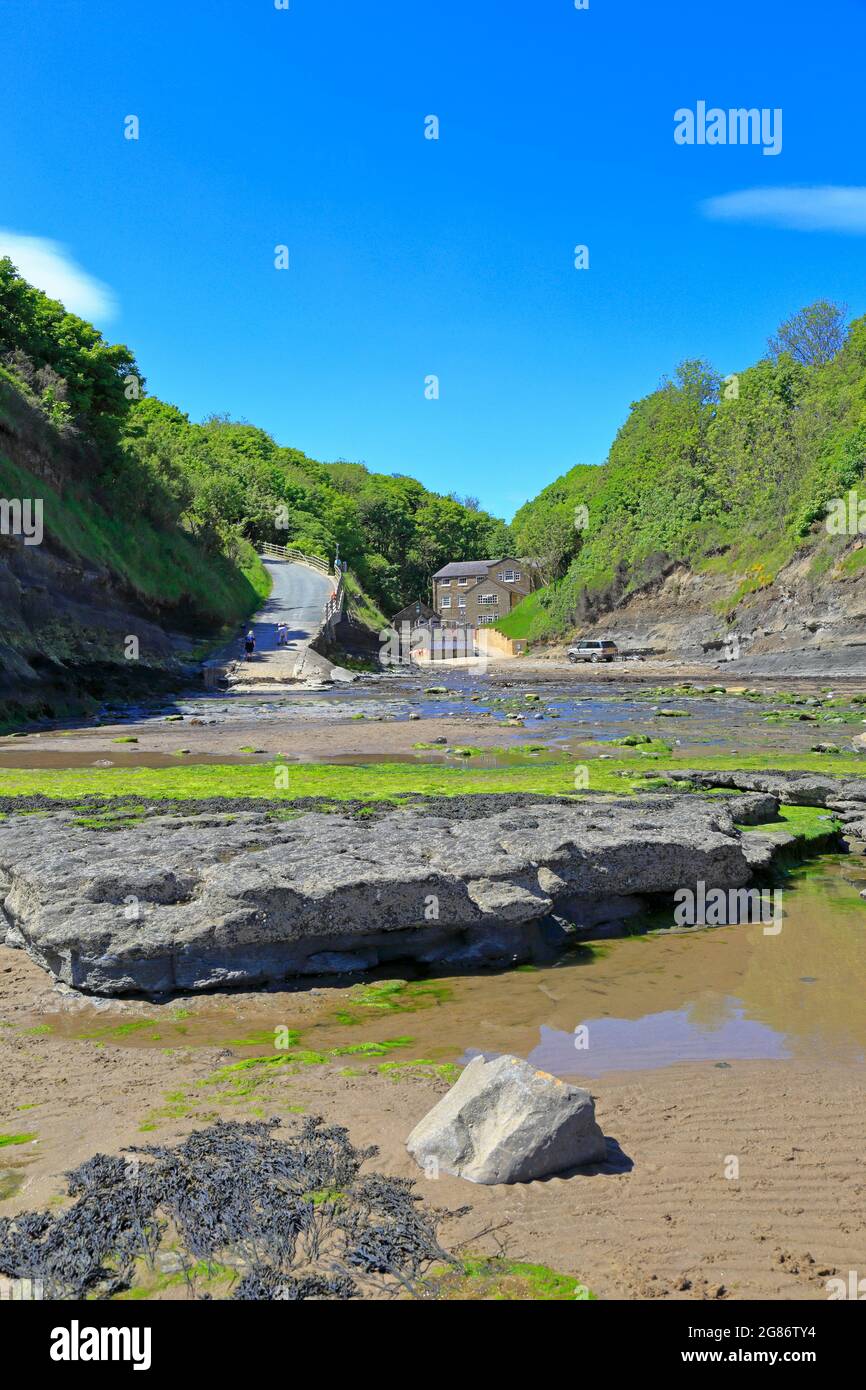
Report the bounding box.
[406,1053,606,1183]
[727,792,780,825]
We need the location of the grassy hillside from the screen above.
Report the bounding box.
[503,303,866,641]
[0,434,268,628]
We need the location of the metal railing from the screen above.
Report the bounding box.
[323,572,345,627]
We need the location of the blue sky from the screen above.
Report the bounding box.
[1,0,864,520]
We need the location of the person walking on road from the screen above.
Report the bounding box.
[244,630,256,661]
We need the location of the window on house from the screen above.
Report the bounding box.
[479,614,495,624]
[440,597,451,608]
[478,592,498,604]
[457,576,469,585]
[439,578,451,587]
[500,570,521,583]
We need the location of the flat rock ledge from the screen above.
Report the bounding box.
[0,794,781,996]
[670,769,866,842]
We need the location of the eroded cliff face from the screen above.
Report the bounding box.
[0,533,190,726]
[578,549,866,677]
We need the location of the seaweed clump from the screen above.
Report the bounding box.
[0,1117,463,1301]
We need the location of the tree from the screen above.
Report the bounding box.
[513,503,575,587]
[356,481,418,565]
[768,300,849,368]
[0,255,138,424]
[674,357,721,411]
[409,497,480,577]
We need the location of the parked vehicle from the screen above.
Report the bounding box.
[567,639,618,664]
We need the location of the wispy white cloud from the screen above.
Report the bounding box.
[0,230,117,320]
[700,186,866,234]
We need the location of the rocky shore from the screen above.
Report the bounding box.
[668,769,866,843]
[0,789,813,996]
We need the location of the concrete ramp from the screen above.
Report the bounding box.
[291,644,356,683]
[205,555,347,687]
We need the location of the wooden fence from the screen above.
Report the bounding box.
[260,541,332,575]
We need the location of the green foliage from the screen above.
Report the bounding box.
[494,588,554,639]
[0,261,268,635]
[0,256,138,431]
[321,468,513,593]
[506,311,866,640]
[512,499,576,587]
[768,299,849,367]
[342,570,387,630]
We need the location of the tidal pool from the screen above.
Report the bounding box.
[30,855,866,1079]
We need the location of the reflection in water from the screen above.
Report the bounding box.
[525,1007,792,1077]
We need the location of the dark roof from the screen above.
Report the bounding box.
[433,558,508,579]
[391,600,437,624]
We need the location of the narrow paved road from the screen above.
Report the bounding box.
[222,557,335,675]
